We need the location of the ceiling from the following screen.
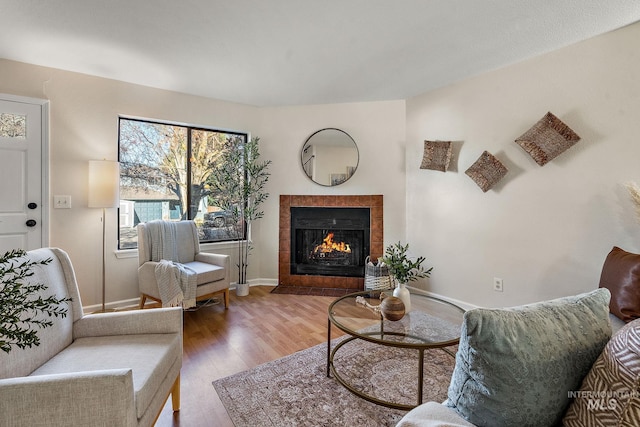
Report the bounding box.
[1,1,639,107]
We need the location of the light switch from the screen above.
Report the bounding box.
[54,195,72,209]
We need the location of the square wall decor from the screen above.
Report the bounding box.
[515,112,580,166]
[465,151,508,192]
[420,140,452,172]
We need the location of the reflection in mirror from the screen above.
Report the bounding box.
[301,128,359,186]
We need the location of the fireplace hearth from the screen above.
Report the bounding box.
[279,195,383,290]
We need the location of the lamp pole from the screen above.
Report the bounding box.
[88,160,120,313]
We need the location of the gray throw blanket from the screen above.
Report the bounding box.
[145,220,197,308]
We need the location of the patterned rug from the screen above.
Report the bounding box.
[213,337,456,427]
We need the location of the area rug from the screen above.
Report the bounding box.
[213,337,456,427]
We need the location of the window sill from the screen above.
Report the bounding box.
[114,240,247,259]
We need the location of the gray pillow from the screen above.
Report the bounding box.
[445,288,612,427]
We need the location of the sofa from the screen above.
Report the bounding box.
[398,246,640,427]
[0,248,183,427]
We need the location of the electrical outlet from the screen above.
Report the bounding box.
[493,277,503,292]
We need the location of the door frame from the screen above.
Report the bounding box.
[1,93,50,248]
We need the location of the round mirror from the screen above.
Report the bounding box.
[301,128,359,186]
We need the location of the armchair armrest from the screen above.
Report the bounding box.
[195,252,230,269]
[0,369,137,427]
[74,307,182,339]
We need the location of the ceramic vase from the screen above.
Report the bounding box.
[380,296,406,321]
[393,281,411,312]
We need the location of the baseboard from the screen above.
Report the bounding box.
[406,285,479,312]
[83,298,141,313]
[82,280,281,312]
[81,280,476,313]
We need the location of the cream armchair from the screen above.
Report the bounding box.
[137,220,230,309]
[0,248,182,427]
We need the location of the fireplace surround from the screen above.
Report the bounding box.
[279,195,383,290]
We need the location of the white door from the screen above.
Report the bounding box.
[0,96,48,253]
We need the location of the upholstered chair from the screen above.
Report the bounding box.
[137,220,230,309]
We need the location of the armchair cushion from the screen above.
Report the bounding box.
[0,248,77,379]
[73,308,182,338]
[445,289,612,427]
[1,369,137,427]
[31,333,181,419]
[183,261,226,284]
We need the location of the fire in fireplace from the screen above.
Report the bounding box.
[290,207,370,277]
[312,232,351,254]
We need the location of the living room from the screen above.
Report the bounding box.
[1,8,639,313]
[2,2,640,425]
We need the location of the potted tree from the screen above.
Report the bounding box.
[1,249,70,353]
[381,241,432,311]
[209,136,271,296]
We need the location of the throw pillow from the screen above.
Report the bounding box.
[445,289,612,427]
[599,246,640,322]
[563,318,640,426]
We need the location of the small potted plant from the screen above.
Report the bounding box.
[381,241,432,311]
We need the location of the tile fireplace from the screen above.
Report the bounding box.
[279,195,383,290]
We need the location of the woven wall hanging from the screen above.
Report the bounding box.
[420,140,452,172]
[465,151,508,192]
[515,111,580,166]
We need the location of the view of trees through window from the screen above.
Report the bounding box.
[118,117,247,249]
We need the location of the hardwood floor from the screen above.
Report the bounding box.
[154,285,346,427]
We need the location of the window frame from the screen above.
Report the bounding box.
[117,115,249,250]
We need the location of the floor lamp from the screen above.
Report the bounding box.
[88,160,120,313]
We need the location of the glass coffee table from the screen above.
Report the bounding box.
[327,289,465,410]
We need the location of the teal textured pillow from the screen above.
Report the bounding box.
[445,289,612,427]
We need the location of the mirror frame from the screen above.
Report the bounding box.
[301,128,359,187]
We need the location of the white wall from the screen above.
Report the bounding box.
[0,59,259,308]
[0,59,407,308]
[405,22,640,307]
[254,101,407,282]
[2,20,639,310]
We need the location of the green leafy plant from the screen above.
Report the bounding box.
[208,136,272,284]
[0,249,71,353]
[382,241,432,285]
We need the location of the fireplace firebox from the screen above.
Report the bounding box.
[290,207,370,277]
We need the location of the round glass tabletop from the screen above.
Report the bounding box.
[328,289,465,349]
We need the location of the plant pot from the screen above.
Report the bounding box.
[236,282,250,297]
[393,282,411,312]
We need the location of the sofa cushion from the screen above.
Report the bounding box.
[599,246,640,322]
[563,318,640,426]
[30,333,181,420]
[445,289,612,427]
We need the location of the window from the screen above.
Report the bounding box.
[118,117,247,249]
[0,113,27,138]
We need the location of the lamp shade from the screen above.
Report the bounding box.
[88,160,120,208]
